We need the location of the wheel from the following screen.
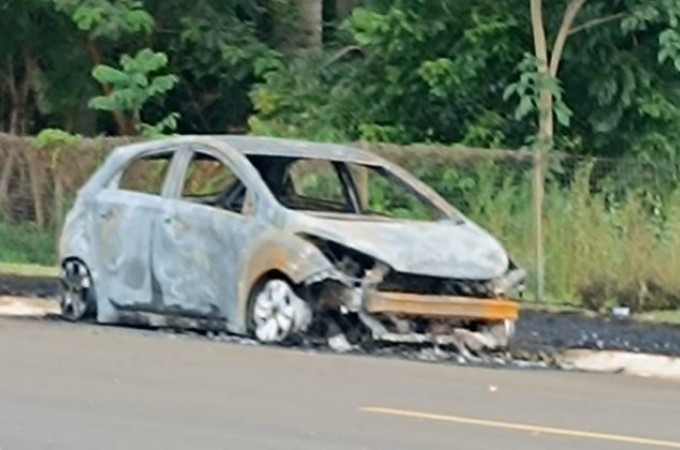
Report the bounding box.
[59,260,96,321]
[248,278,310,343]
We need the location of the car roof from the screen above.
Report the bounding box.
[112,135,386,166]
[212,135,383,165]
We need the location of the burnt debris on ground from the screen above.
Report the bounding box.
[514,310,680,357]
[0,274,58,298]
[3,273,680,362]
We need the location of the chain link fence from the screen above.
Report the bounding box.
[1,134,678,312]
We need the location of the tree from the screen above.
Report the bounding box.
[501,0,680,300]
[2,0,680,150]
[52,0,155,134]
[252,0,529,144]
[0,0,82,135]
[89,49,179,136]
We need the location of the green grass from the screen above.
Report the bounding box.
[518,301,587,314]
[0,262,58,278]
[635,310,680,326]
[0,221,57,266]
[412,160,680,313]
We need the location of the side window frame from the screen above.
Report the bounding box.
[107,147,181,198]
[282,158,357,213]
[345,162,445,221]
[169,145,257,216]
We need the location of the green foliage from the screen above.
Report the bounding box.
[251,1,526,146]
[503,54,573,128]
[249,52,360,142]
[32,128,82,150]
[150,0,280,131]
[52,0,154,38]
[3,0,680,159]
[249,0,680,160]
[89,48,180,136]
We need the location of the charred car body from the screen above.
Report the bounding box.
[59,135,525,354]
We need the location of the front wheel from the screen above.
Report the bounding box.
[248,278,311,343]
[59,260,96,321]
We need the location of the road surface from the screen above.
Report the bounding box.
[1,316,679,450]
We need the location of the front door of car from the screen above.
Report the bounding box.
[91,149,177,312]
[150,146,264,321]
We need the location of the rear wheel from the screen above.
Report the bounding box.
[59,260,96,321]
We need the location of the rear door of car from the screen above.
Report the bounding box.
[150,144,266,322]
[91,146,181,312]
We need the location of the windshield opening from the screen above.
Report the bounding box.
[247,155,445,221]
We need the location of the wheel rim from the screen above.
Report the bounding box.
[59,260,92,321]
[252,279,296,343]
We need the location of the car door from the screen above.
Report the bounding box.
[150,145,265,322]
[91,148,179,311]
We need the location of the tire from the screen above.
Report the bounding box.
[247,277,310,343]
[59,259,97,322]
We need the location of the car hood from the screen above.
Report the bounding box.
[294,213,510,280]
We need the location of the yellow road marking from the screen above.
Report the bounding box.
[360,407,680,448]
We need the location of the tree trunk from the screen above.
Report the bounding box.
[530,0,552,143]
[5,58,22,135]
[530,0,549,303]
[4,52,41,136]
[22,150,46,230]
[72,96,97,136]
[0,151,16,218]
[296,0,323,51]
[271,0,323,59]
[335,0,357,20]
[549,0,587,77]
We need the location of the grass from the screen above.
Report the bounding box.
[0,262,58,278]
[0,220,57,266]
[518,301,586,314]
[635,310,680,326]
[0,219,58,278]
[412,160,680,313]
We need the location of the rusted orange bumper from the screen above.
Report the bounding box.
[365,291,519,321]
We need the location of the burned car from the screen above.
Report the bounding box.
[58,135,525,354]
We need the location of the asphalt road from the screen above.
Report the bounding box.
[1,317,679,450]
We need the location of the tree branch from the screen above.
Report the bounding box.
[323,45,363,67]
[568,12,627,36]
[549,0,587,77]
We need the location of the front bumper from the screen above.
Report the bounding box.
[365,291,519,321]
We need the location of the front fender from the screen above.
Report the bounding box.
[235,231,334,331]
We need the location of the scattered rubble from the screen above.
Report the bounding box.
[514,310,680,357]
